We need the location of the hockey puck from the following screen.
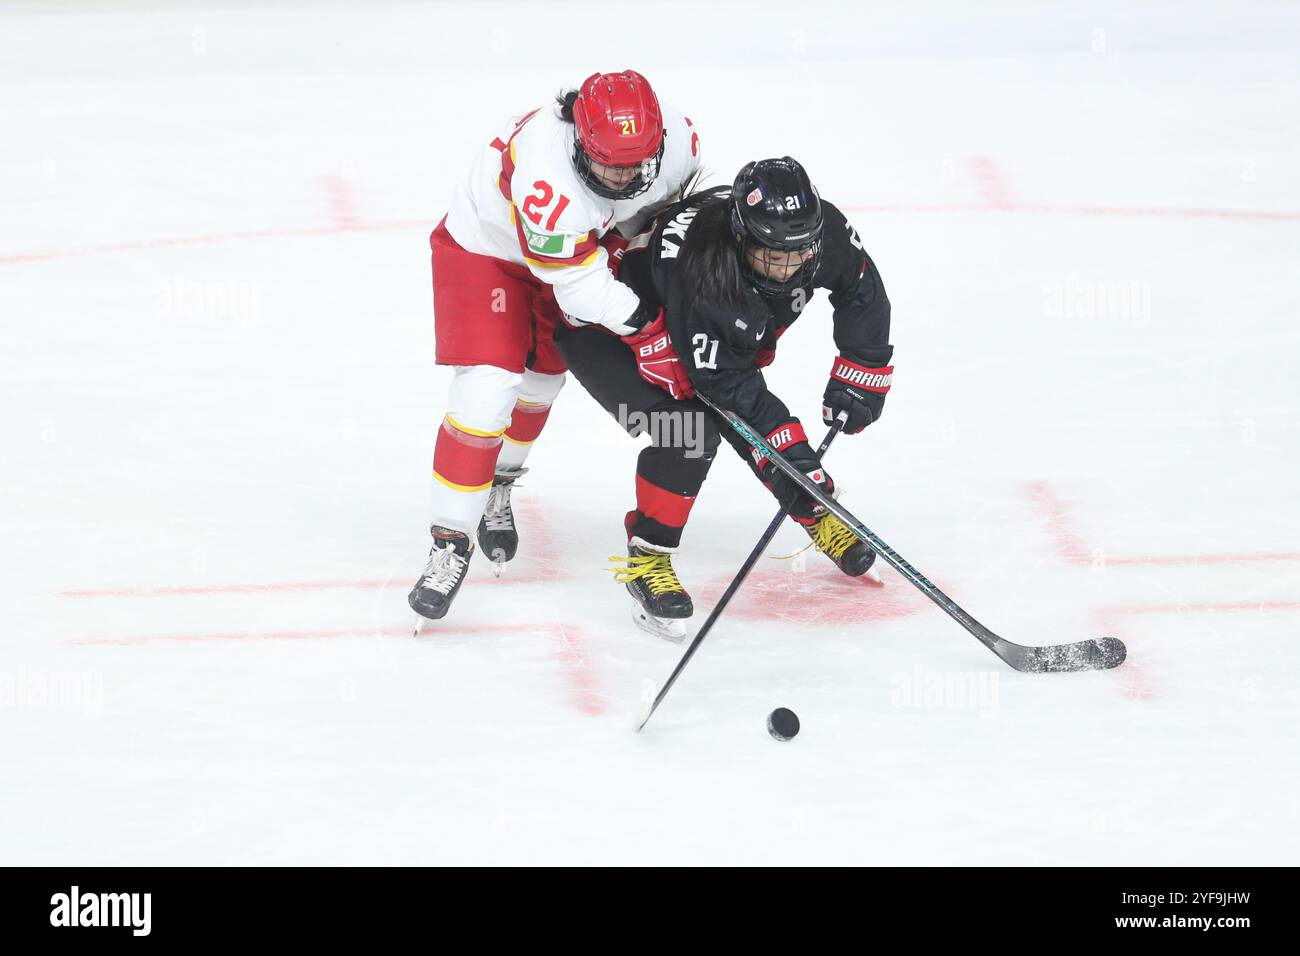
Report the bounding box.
[766,707,800,741]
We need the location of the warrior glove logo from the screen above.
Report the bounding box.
[831,359,894,393]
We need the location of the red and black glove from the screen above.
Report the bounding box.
[599,232,629,279]
[751,421,834,523]
[621,309,695,400]
[822,356,893,434]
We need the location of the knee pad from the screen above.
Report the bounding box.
[517,369,565,407]
[445,364,523,436]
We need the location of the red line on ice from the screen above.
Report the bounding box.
[6,195,1299,268]
[1022,480,1093,565]
[1099,600,1300,616]
[70,620,606,716]
[493,498,566,583]
[1022,480,1300,703]
[59,579,396,598]
[71,624,419,645]
[1091,601,1300,701]
[1102,551,1300,567]
[70,622,599,646]
[0,218,430,266]
[1022,481,1300,567]
[842,201,1300,222]
[1089,610,1160,700]
[694,566,911,629]
[967,157,1016,210]
[322,175,359,229]
[55,462,580,604]
[549,623,607,716]
[59,502,568,599]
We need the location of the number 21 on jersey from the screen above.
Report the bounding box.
[521,181,570,231]
[692,334,719,369]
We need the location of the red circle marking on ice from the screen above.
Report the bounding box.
[696,567,929,626]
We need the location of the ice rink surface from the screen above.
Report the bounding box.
[2,0,1298,865]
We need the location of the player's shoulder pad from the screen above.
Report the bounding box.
[659,102,702,175]
[508,113,610,230]
[818,198,858,245]
[816,197,877,281]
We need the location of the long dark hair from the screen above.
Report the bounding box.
[680,188,747,309]
[555,89,578,121]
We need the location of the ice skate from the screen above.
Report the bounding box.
[409,526,474,630]
[476,468,525,577]
[609,539,693,642]
[803,511,879,582]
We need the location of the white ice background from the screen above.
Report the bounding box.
[1,0,1298,864]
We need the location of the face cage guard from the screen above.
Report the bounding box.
[739,237,822,297]
[572,136,665,200]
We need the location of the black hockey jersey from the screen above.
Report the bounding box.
[619,189,893,439]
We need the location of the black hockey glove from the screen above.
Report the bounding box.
[822,355,894,434]
[753,422,834,523]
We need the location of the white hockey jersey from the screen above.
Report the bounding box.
[444,101,701,335]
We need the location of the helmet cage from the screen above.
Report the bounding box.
[572,134,665,200]
[737,234,822,296]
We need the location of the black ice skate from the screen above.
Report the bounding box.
[609,539,693,642]
[477,468,525,577]
[802,511,879,581]
[409,526,474,628]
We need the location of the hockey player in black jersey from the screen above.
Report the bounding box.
[556,157,894,637]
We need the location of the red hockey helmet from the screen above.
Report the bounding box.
[570,70,666,200]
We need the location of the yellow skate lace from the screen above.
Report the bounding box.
[810,513,857,559]
[608,552,684,596]
[774,513,858,562]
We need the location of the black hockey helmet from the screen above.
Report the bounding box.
[729,156,823,296]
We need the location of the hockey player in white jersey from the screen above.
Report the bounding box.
[410,69,702,623]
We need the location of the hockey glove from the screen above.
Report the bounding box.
[622,309,695,400]
[752,422,834,523]
[822,355,893,434]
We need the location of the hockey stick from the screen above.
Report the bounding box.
[693,393,1127,676]
[635,414,847,732]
